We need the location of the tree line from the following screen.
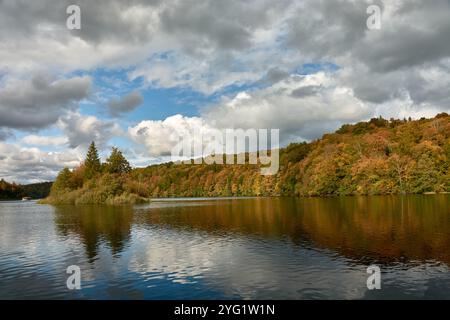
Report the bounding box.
[0,180,52,200]
[43,113,450,204]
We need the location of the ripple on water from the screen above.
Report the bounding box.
[1,196,450,299]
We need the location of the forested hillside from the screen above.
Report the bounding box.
[22,182,53,199]
[0,180,52,200]
[44,113,449,204]
[132,113,449,197]
[0,179,23,200]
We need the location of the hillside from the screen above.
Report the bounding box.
[0,180,52,200]
[22,182,53,199]
[0,179,23,200]
[131,113,449,197]
[44,113,450,204]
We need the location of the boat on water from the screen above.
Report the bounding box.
[22,197,32,201]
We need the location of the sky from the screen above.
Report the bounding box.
[0,0,449,183]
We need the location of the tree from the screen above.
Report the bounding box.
[51,168,74,193]
[104,147,131,174]
[84,142,101,180]
[71,164,85,189]
[41,113,450,203]
[389,154,411,194]
[0,179,24,199]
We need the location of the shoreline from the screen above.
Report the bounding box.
[33,192,450,206]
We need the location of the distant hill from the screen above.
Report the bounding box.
[0,179,23,200]
[0,180,52,200]
[132,113,449,197]
[22,182,53,199]
[43,113,449,204]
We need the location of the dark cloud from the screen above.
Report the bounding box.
[0,0,161,43]
[291,85,321,98]
[0,75,91,129]
[261,68,290,85]
[159,0,285,54]
[0,0,279,52]
[69,0,162,44]
[353,2,450,73]
[285,0,371,59]
[1,0,450,182]
[283,0,450,108]
[107,90,143,116]
[0,128,13,141]
[2,0,448,110]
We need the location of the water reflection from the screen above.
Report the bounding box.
[2,195,448,299]
[52,195,450,267]
[54,205,133,261]
[137,195,450,266]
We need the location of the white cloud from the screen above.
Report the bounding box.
[129,69,450,159]
[1,0,450,181]
[21,135,68,146]
[0,141,82,183]
[204,71,448,141]
[129,52,262,95]
[58,112,123,149]
[1,111,126,182]
[129,71,370,156]
[128,114,214,157]
[1,0,449,106]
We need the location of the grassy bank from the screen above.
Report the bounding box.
[39,174,149,205]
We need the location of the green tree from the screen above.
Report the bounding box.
[51,168,74,193]
[104,147,132,174]
[84,142,101,180]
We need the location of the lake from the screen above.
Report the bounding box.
[0,195,449,299]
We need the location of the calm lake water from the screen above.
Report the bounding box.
[0,195,449,299]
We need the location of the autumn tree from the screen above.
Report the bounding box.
[0,179,23,199]
[71,165,85,189]
[51,168,74,193]
[42,113,450,203]
[84,142,101,180]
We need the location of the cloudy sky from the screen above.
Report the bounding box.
[0,0,449,183]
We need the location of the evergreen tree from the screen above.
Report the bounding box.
[84,142,101,180]
[105,147,131,174]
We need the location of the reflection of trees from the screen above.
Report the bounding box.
[295,195,450,266]
[54,205,133,261]
[137,195,450,266]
